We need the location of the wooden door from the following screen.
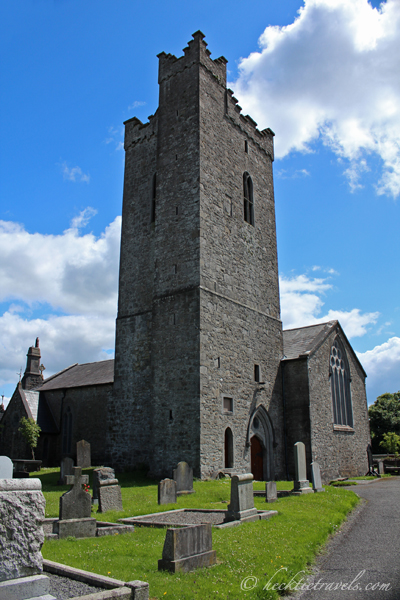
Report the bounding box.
[251,435,264,481]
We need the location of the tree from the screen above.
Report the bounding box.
[368,392,400,453]
[18,417,41,459]
[379,432,400,455]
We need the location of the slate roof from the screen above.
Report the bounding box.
[282,321,337,360]
[39,359,114,391]
[22,389,40,420]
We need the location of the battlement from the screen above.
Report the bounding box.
[225,88,275,160]
[158,31,227,87]
[124,112,158,150]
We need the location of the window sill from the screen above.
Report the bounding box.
[333,424,355,433]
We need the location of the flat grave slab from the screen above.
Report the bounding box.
[120,507,277,529]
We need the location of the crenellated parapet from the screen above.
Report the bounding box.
[225,88,275,161]
[124,111,158,150]
[158,30,227,87]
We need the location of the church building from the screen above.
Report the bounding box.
[0,33,371,484]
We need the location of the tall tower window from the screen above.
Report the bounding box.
[224,427,234,468]
[151,173,156,223]
[243,172,254,226]
[330,338,353,427]
[62,407,73,455]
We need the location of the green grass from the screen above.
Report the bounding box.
[36,469,359,599]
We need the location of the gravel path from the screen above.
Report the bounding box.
[130,509,227,526]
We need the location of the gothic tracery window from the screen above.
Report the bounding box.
[243,172,254,226]
[330,338,353,427]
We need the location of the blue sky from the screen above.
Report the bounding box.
[1,0,399,406]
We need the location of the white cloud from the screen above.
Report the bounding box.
[357,337,400,402]
[128,100,146,110]
[61,162,90,183]
[231,0,400,197]
[0,214,121,317]
[0,213,121,393]
[280,272,379,336]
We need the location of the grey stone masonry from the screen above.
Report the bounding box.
[292,442,313,495]
[173,461,194,495]
[106,31,284,481]
[265,481,277,503]
[158,523,216,573]
[0,455,13,479]
[226,473,259,522]
[0,478,45,582]
[76,439,91,468]
[0,574,55,600]
[158,478,177,505]
[311,461,325,492]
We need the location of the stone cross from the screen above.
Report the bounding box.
[59,466,91,520]
[292,442,313,495]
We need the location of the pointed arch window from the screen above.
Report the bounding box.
[330,338,353,427]
[243,172,254,226]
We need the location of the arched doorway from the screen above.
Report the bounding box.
[247,406,275,481]
[251,436,263,480]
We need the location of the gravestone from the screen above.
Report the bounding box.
[225,473,259,522]
[0,478,56,599]
[93,467,115,501]
[173,461,195,495]
[311,462,325,493]
[158,478,177,505]
[292,442,313,495]
[158,523,216,573]
[93,467,123,513]
[55,466,96,538]
[265,481,277,503]
[77,439,91,468]
[59,456,74,484]
[0,455,13,479]
[378,460,385,475]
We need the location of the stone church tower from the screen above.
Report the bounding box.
[107,31,285,479]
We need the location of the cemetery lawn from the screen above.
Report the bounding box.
[39,469,359,600]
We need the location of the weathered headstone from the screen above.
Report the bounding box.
[292,442,313,495]
[158,478,177,505]
[0,478,56,598]
[92,466,123,513]
[0,455,13,479]
[226,473,259,522]
[77,439,91,468]
[158,524,216,573]
[93,467,115,501]
[55,466,96,538]
[173,461,195,495]
[311,461,325,493]
[265,481,277,503]
[378,460,385,475]
[59,456,74,484]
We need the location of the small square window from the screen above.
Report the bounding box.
[223,397,233,413]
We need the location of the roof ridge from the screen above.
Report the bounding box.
[283,319,337,333]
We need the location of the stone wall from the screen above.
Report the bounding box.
[307,327,371,482]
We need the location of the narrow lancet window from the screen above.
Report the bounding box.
[243,172,254,226]
[151,173,156,223]
[330,337,353,427]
